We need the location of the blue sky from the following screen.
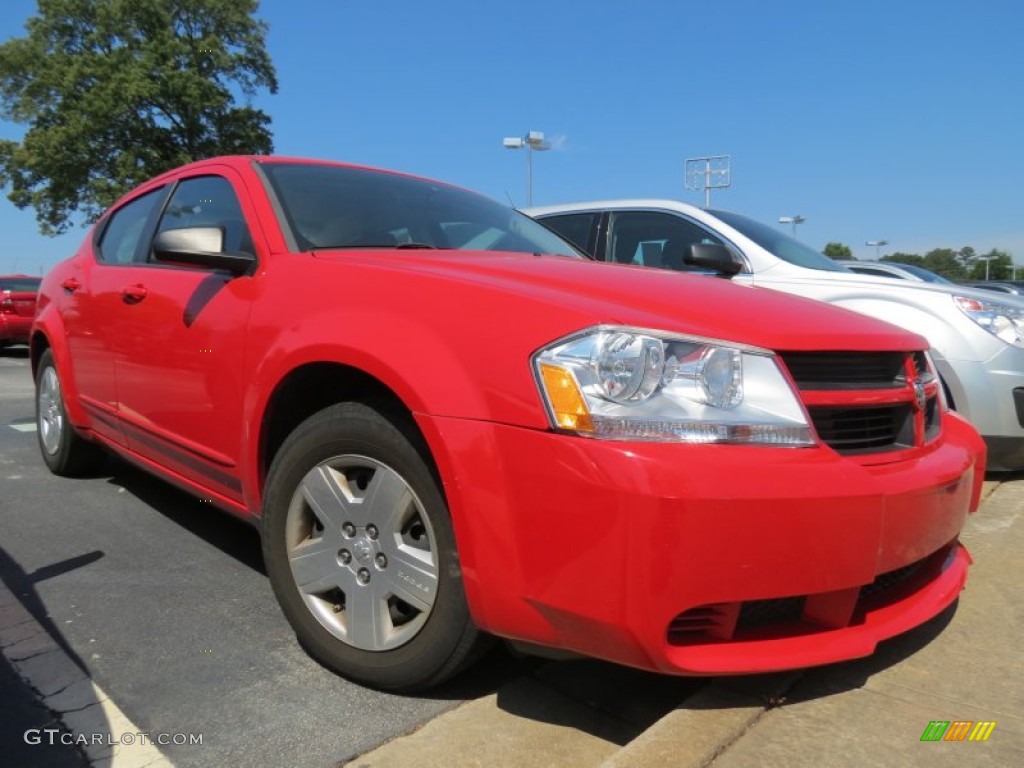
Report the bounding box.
[2,0,1022,275]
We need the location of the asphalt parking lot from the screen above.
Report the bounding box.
[0,346,700,767]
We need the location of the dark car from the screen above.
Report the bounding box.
[0,275,42,347]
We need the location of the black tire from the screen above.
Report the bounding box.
[35,349,105,476]
[261,402,485,692]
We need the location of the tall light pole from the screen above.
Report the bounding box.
[977,255,995,281]
[778,215,805,237]
[503,130,551,206]
[865,239,889,259]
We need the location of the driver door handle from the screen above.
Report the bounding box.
[61,277,81,294]
[121,284,148,304]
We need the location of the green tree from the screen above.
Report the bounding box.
[0,0,278,235]
[823,241,853,260]
[881,252,925,267]
[957,246,976,271]
[921,248,967,281]
[968,249,1013,281]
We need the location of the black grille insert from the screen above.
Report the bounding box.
[736,597,806,630]
[781,351,906,390]
[860,559,925,600]
[809,404,914,453]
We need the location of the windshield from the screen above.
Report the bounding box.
[709,209,850,272]
[260,162,582,258]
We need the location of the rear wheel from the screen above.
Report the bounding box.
[262,402,485,692]
[35,349,105,476]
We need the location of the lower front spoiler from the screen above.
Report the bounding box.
[661,541,970,675]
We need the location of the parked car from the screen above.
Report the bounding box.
[32,158,985,692]
[528,200,1024,471]
[963,281,1023,295]
[846,260,953,284]
[0,275,42,347]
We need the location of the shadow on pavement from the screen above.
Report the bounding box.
[0,546,101,767]
[0,345,30,359]
[484,600,958,746]
[103,457,265,575]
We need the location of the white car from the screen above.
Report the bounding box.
[527,200,1024,471]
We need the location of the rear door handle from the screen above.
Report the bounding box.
[121,284,148,304]
[61,277,81,294]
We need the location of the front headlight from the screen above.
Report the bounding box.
[533,327,814,445]
[954,295,1024,347]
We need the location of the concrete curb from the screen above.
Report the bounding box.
[599,673,801,768]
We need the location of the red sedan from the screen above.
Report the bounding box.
[0,275,41,347]
[31,156,986,691]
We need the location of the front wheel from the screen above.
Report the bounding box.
[261,402,485,692]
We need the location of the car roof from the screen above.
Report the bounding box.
[525,199,709,217]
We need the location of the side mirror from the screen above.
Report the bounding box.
[152,227,254,276]
[685,243,743,277]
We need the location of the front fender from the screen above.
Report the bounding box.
[30,303,91,429]
[240,304,549,512]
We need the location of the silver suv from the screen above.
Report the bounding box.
[528,200,1024,471]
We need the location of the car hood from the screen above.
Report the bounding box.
[755,262,1024,306]
[312,249,926,352]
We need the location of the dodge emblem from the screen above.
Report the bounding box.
[911,378,926,412]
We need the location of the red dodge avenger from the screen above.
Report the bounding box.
[31,156,986,691]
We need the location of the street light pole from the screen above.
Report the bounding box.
[865,239,889,259]
[503,130,551,207]
[778,215,806,237]
[977,255,995,281]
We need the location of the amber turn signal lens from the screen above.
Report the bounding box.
[539,363,594,433]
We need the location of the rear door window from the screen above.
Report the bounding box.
[538,213,596,254]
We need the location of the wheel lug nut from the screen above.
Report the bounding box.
[339,549,351,565]
[357,568,370,584]
[366,524,379,540]
[342,522,356,537]
[375,554,387,569]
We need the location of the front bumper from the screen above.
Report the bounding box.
[423,411,985,675]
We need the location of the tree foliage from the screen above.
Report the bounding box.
[967,249,1013,281]
[0,0,278,234]
[823,241,853,260]
[883,252,925,267]
[878,247,1018,282]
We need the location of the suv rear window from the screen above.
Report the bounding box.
[0,278,41,292]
